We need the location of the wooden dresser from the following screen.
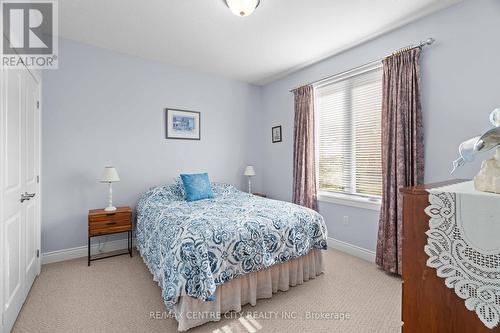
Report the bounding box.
[401,180,500,333]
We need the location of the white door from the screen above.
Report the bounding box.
[1,67,41,333]
[22,71,40,295]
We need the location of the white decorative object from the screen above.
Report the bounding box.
[244,165,256,193]
[425,182,500,329]
[490,108,500,127]
[451,109,500,175]
[474,147,500,193]
[224,0,260,17]
[100,166,120,212]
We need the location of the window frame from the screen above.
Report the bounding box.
[314,61,383,210]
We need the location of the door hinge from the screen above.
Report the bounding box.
[37,175,40,183]
[37,101,40,109]
[36,249,40,258]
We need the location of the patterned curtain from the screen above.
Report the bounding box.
[293,85,317,210]
[376,48,424,275]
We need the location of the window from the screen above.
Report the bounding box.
[315,63,383,200]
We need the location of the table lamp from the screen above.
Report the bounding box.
[244,165,256,193]
[100,166,120,211]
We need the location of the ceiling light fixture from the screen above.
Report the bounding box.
[224,0,261,17]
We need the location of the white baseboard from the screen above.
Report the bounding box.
[42,238,136,265]
[327,237,376,263]
[43,237,375,265]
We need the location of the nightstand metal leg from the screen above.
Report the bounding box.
[88,236,90,266]
[129,230,133,257]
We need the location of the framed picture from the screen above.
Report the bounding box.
[272,125,282,143]
[165,108,201,140]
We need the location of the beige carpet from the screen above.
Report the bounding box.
[12,249,401,333]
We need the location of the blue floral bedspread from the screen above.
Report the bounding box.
[136,182,327,311]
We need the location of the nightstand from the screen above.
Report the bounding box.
[253,193,267,198]
[88,206,133,266]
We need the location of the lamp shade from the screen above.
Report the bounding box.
[100,166,120,183]
[244,165,256,176]
[224,0,260,17]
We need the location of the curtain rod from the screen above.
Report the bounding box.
[289,37,435,92]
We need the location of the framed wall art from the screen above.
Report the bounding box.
[272,125,282,143]
[165,108,201,140]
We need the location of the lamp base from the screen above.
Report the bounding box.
[104,206,117,212]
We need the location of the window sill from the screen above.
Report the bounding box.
[317,192,381,211]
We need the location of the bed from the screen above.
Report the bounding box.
[136,182,328,331]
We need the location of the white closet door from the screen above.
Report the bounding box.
[1,68,25,333]
[23,72,40,295]
[1,67,41,333]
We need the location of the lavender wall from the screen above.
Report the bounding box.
[42,0,500,255]
[42,39,264,253]
[260,0,500,253]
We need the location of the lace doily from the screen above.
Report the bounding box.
[424,191,500,329]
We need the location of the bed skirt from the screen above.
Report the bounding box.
[173,249,324,331]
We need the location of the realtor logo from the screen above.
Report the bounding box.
[1,0,58,69]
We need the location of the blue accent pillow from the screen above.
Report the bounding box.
[180,173,215,202]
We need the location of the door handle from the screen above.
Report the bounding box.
[20,192,36,203]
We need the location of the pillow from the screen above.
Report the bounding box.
[136,183,183,216]
[180,173,215,202]
[211,182,240,197]
[173,176,186,198]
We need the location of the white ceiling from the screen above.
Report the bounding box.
[59,0,460,85]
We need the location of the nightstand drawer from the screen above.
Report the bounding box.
[89,217,130,230]
[90,224,131,236]
[89,211,130,223]
[89,213,131,225]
